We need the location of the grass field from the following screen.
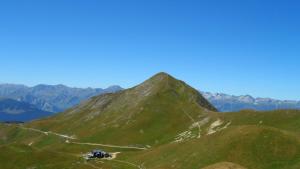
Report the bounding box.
[1,73,300,169]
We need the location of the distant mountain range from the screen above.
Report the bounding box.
[0,84,123,113]
[0,83,299,122]
[202,92,300,112]
[0,98,53,122]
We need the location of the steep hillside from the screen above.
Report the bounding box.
[28,72,218,146]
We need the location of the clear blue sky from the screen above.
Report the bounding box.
[0,0,299,100]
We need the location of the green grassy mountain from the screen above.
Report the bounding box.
[28,72,218,146]
[0,72,300,169]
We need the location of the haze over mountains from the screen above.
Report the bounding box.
[0,84,122,122]
[0,98,53,122]
[202,92,300,112]
[0,84,123,112]
[1,72,300,169]
[0,83,299,118]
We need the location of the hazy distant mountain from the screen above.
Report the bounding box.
[1,83,299,113]
[202,92,300,112]
[0,98,53,122]
[0,84,123,112]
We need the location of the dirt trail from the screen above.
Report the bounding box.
[18,126,147,169]
[182,109,202,138]
[20,126,76,139]
[20,127,49,135]
[69,141,148,150]
[19,126,148,150]
[48,131,77,139]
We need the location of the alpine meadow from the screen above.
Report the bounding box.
[1,1,300,169]
[1,73,300,169]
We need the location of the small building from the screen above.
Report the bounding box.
[91,150,111,158]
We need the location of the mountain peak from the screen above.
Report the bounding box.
[30,72,218,145]
[152,72,171,78]
[134,72,217,112]
[146,72,174,84]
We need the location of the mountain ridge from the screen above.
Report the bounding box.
[202,91,300,112]
[28,72,218,146]
[1,82,299,114]
[0,83,123,112]
[0,98,53,122]
[1,72,300,169]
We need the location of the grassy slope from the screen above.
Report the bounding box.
[0,73,300,169]
[201,162,247,169]
[27,73,218,146]
[118,109,300,169]
[0,123,142,169]
[2,114,300,169]
[223,109,300,133]
[124,125,300,169]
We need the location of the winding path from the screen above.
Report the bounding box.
[182,109,202,138]
[20,126,76,139]
[19,126,148,150]
[10,125,148,169]
[69,141,147,150]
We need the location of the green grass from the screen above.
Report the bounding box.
[122,125,300,169]
[27,72,218,146]
[0,73,300,169]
